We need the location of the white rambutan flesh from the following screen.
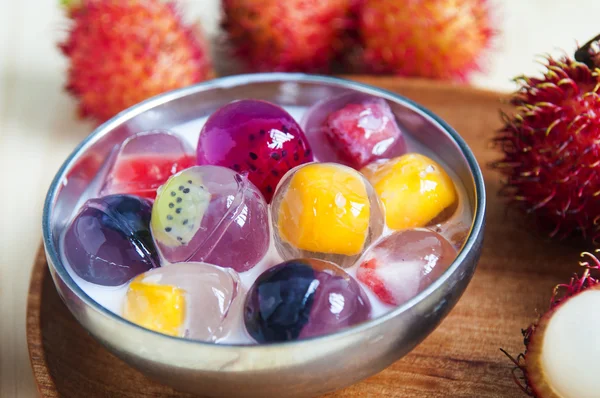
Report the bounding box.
[543,288,600,397]
[526,285,600,398]
[503,251,600,397]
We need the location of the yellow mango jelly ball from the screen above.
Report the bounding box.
[276,163,375,257]
[123,276,186,337]
[361,153,458,230]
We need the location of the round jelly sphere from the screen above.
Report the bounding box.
[361,153,458,230]
[357,229,457,306]
[196,99,313,202]
[244,258,371,343]
[150,165,270,272]
[101,130,196,200]
[122,262,241,341]
[271,162,384,268]
[63,194,159,286]
[301,92,406,170]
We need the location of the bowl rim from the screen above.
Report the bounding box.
[42,72,486,349]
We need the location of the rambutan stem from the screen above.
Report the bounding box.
[575,33,600,69]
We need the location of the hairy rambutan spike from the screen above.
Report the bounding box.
[549,251,600,308]
[491,46,600,244]
[499,348,532,396]
[501,249,600,397]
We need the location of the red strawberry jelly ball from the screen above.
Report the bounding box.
[197,100,313,202]
[102,130,197,200]
[302,93,406,170]
[357,229,457,306]
[107,154,196,199]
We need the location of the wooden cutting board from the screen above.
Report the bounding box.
[26,76,590,397]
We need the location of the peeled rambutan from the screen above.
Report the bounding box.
[356,0,495,80]
[59,0,214,123]
[503,250,600,398]
[221,0,355,73]
[491,40,600,244]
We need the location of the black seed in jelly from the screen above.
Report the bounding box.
[270,153,280,160]
[249,152,258,160]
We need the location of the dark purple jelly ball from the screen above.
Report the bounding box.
[244,258,371,343]
[63,194,159,286]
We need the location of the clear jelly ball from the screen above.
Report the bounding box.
[271,162,384,268]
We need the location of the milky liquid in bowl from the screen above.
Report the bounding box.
[59,104,474,345]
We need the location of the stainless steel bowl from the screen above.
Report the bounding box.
[42,73,485,398]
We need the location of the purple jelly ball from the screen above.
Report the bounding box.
[150,165,270,273]
[196,99,313,202]
[244,258,371,343]
[63,194,159,286]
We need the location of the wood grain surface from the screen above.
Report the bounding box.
[26,77,591,397]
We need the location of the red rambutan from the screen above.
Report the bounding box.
[503,250,600,398]
[221,0,356,73]
[356,0,495,81]
[59,0,214,123]
[491,37,600,244]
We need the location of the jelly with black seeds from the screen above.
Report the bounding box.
[197,99,313,202]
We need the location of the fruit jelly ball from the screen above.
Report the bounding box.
[124,275,186,337]
[63,194,159,286]
[272,162,384,268]
[196,99,313,202]
[122,262,241,341]
[151,165,270,272]
[302,92,406,169]
[244,258,371,343]
[101,130,196,200]
[361,153,458,230]
[357,229,457,306]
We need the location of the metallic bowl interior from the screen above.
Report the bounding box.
[42,73,486,398]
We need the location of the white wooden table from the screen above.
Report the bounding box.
[1,0,598,395]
